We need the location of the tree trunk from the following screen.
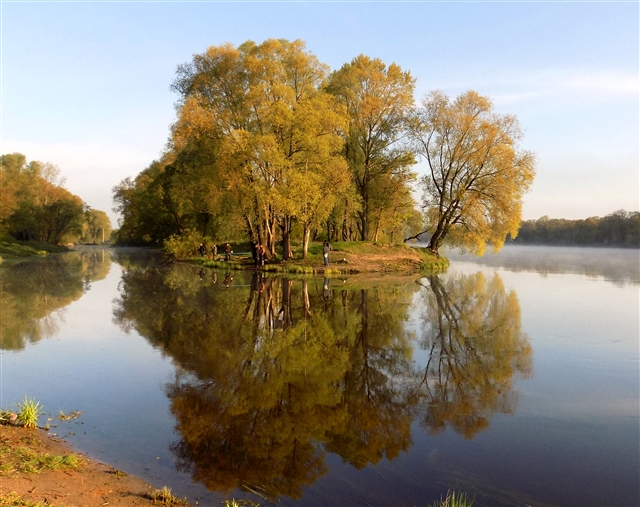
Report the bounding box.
[281,215,293,260]
[302,222,311,259]
[427,220,447,256]
[342,205,349,241]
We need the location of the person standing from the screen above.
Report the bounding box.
[323,240,331,267]
[225,243,232,261]
[211,244,217,260]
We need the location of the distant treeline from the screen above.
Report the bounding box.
[512,210,640,248]
[1,153,112,245]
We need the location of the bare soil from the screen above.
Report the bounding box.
[0,425,189,506]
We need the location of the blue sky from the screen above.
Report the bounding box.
[2,1,638,227]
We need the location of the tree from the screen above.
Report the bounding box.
[82,209,112,244]
[410,91,536,255]
[170,39,349,260]
[327,55,417,241]
[1,153,86,243]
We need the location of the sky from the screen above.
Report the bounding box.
[1,1,638,227]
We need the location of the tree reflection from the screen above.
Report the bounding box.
[0,248,111,350]
[414,273,532,439]
[112,262,532,500]
[113,265,417,499]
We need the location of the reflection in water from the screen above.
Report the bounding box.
[0,248,112,350]
[113,262,531,501]
[415,274,532,439]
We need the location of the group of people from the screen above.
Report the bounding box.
[198,242,233,261]
[197,239,333,267]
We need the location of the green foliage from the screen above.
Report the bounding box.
[164,229,205,259]
[80,208,112,244]
[15,397,44,429]
[1,153,111,246]
[0,233,70,259]
[327,54,417,241]
[115,40,424,253]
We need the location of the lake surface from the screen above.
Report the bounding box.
[1,245,638,507]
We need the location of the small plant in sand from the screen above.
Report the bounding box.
[224,500,261,507]
[429,490,475,507]
[15,397,45,429]
[148,486,188,505]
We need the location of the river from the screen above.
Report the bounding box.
[1,245,638,506]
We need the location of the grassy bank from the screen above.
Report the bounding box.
[0,234,70,262]
[189,241,448,274]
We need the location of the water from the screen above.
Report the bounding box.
[1,245,638,506]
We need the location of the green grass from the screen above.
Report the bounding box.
[0,234,69,259]
[0,446,80,476]
[188,240,449,274]
[15,397,44,429]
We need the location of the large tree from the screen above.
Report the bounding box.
[170,39,349,259]
[410,91,536,255]
[327,55,417,241]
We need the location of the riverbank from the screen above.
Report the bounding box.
[0,425,191,506]
[189,241,448,274]
[0,235,70,262]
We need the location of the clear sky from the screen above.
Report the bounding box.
[2,1,638,227]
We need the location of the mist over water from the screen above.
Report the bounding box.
[444,244,640,285]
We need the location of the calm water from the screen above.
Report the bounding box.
[1,245,638,507]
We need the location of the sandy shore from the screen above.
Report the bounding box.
[0,425,192,506]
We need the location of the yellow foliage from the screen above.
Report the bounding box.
[413,90,536,254]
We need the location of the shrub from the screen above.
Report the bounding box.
[164,230,203,260]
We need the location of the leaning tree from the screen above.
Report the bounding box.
[409,90,536,255]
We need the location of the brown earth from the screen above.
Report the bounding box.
[0,425,191,506]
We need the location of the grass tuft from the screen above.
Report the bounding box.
[147,486,189,505]
[15,397,44,429]
[224,500,260,507]
[429,490,475,507]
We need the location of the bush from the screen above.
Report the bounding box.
[164,230,203,260]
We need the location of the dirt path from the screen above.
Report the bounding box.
[0,425,190,506]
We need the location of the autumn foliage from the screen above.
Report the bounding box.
[113,39,536,257]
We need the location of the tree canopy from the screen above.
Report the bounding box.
[1,152,112,245]
[113,39,537,258]
[410,91,536,255]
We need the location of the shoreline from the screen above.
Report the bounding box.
[187,241,449,274]
[0,425,193,506]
